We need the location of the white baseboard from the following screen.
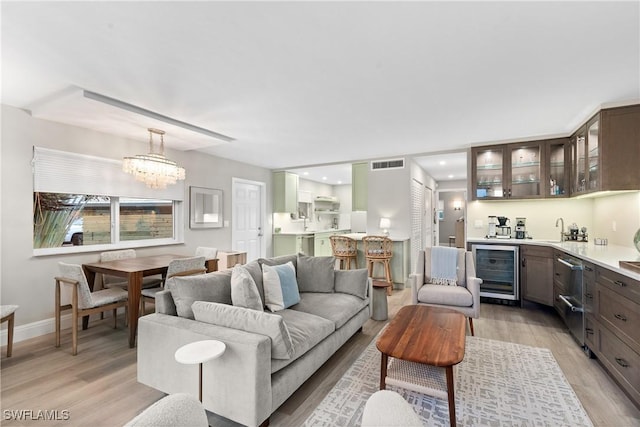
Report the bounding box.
[0,308,126,345]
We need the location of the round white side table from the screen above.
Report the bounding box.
[175,340,226,402]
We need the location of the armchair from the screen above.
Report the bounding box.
[410,248,481,335]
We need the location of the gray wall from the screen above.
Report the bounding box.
[1,105,272,329]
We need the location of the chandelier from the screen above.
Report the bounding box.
[123,128,186,189]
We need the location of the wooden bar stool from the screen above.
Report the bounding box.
[1,305,18,357]
[363,236,393,295]
[330,235,358,269]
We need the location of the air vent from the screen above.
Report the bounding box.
[371,158,405,171]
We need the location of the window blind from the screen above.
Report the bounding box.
[32,146,185,201]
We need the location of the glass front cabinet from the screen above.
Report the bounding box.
[571,114,600,196]
[472,139,569,200]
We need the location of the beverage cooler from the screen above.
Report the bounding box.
[472,244,519,301]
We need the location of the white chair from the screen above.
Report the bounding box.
[361,390,422,427]
[140,256,207,315]
[1,305,18,357]
[195,246,218,259]
[411,247,481,336]
[55,262,128,355]
[100,249,162,289]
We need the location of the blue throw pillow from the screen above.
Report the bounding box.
[262,261,300,312]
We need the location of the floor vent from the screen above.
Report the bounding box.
[371,158,405,171]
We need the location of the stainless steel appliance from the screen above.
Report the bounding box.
[554,254,586,351]
[472,244,519,301]
[515,217,526,239]
[495,216,511,239]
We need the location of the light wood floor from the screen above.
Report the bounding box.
[1,289,639,426]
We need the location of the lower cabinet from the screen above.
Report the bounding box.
[590,264,640,407]
[521,245,553,306]
[273,234,314,257]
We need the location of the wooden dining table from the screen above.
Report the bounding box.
[82,254,218,348]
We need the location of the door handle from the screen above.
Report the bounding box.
[614,313,627,322]
[558,295,584,312]
[257,227,263,237]
[615,357,629,368]
[614,280,626,287]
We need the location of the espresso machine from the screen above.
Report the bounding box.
[515,217,527,239]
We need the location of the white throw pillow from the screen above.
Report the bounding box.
[262,261,300,312]
[192,301,294,359]
[231,265,263,311]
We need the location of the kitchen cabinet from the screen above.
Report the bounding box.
[552,250,569,320]
[571,104,640,196]
[520,245,553,306]
[471,141,545,200]
[273,171,298,213]
[545,138,570,197]
[273,234,314,257]
[352,162,368,211]
[592,265,640,406]
[313,230,348,257]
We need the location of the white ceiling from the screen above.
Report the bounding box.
[2,2,639,176]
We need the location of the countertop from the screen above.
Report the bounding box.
[274,229,350,236]
[467,237,640,281]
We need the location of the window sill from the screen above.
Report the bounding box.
[32,238,184,257]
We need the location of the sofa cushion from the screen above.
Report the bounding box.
[271,309,335,373]
[167,271,232,319]
[259,254,297,269]
[231,265,263,311]
[244,260,265,305]
[291,292,369,329]
[192,301,294,359]
[296,254,335,293]
[263,262,301,312]
[334,268,369,299]
[417,283,473,307]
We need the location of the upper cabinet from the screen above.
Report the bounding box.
[546,138,571,198]
[473,140,560,200]
[273,171,298,213]
[571,105,640,196]
[352,162,368,211]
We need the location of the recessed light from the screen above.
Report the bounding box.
[439,161,446,165]
[448,174,454,178]
[337,180,342,184]
[322,176,327,180]
[303,172,309,176]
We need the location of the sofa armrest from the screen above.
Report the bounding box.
[466,276,482,318]
[155,290,176,315]
[137,313,272,427]
[409,273,424,305]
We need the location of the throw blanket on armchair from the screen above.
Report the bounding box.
[430,246,458,285]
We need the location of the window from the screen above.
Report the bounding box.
[32,147,184,255]
[33,193,177,250]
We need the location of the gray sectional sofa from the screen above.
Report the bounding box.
[137,254,371,427]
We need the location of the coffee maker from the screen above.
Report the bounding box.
[495,216,511,239]
[515,217,526,239]
[487,216,497,238]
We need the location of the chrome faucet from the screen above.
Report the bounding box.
[555,217,564,241]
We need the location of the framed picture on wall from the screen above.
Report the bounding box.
[190,186,223,229]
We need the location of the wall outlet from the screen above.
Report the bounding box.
[474,219,483,229]
[612,221,617,232]
[224,220,230,228]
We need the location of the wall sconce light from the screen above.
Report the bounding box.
[379,217,391,235]
[453,200,463,210]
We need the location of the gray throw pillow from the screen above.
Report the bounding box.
[296,254,335,293]
[231,265,263,311]
[334,268,369,300]
[259,254,297,269]
[244,260,265,304]
[167,270,232,319]
[192,301,294,359]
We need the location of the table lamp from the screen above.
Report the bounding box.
[379,218,391,235]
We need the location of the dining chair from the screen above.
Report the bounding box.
[363,236,393,295]
[100,249,163,289]
[140,256,207,315]
[1,305,18,357]
[55,262,128,355]
[195,246,218,259]
[329,235,358,269]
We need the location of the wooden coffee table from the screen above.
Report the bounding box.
[376,305,466,427]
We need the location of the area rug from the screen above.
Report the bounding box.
[304,336,593,426]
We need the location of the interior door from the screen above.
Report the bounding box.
[424,185,433,247]
[232,179,265,262]
[411,179,425,274]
